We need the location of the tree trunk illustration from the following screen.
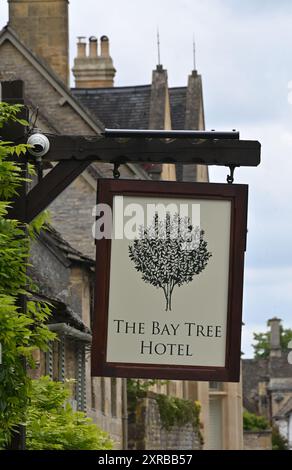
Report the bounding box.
[163,283,173,311]
[168,288,172,311]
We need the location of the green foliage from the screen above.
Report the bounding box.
[0,102,55,447]
[26,377,113,450]
[272,424,289,450]
[253,327,292,358]
[0,103,29,129]
[252,332,270,359]
[155,394,201,431]
[243,410,269,431]
[127,378,168,412]
[127,378,166,397]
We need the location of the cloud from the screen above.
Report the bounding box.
[211,119,292,354]
[241,266,292,357]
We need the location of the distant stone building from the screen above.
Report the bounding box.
[0,0,243,450]
[243,318,292,449]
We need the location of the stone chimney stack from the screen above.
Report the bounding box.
[185,70,204,130]
[268,317,282,358]
[182,69,208,182]
[72,35,116,88]
[8,0,69,86]
[149,65,175,181]
[149,65,170,130]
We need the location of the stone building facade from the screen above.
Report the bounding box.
[1,0,243,449]
[243,318,292,449]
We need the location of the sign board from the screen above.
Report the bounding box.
[91,179,248,382]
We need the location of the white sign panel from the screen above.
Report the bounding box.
[92,179,247,382]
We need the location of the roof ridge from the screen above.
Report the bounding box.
[40,224,95,265]
[169,86,187,91]
[71,84,151,92]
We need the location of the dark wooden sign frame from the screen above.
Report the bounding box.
[92,179,248,382]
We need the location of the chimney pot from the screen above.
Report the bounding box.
[100,35,110,57]
[77,37,87,58]
[89,36,98,57]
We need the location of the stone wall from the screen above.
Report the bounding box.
[243,430,272,450]
[128,394,202,450]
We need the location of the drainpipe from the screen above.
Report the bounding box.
[48,323,92,343]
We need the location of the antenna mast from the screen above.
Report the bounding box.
[193,35,196,71]
[157,28,161,65]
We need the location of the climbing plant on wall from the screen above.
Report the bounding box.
[0,103,55,447]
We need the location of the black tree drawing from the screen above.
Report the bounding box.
[128,213,212,311]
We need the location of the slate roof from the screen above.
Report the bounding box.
[72,85,152,129]
[28,226,94,332]
[72,84,188,130]
[39,224,95,267]
[31,290,91,333]
[169,87,187,129]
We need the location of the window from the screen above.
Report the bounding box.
[45,337,65,382]
[76,343,86,411]
[209,381,223,391]
[100,377,106,414]
[91,378,96,409]
[208,397,223,450]
[45,341,53,379]
[45,332,88,412]
[111,378,117,417]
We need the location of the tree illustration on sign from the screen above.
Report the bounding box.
[128,213,212,311]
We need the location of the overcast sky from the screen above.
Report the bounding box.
[1,0,292,357]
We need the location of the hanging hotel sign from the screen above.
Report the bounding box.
[91,179,248,382]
